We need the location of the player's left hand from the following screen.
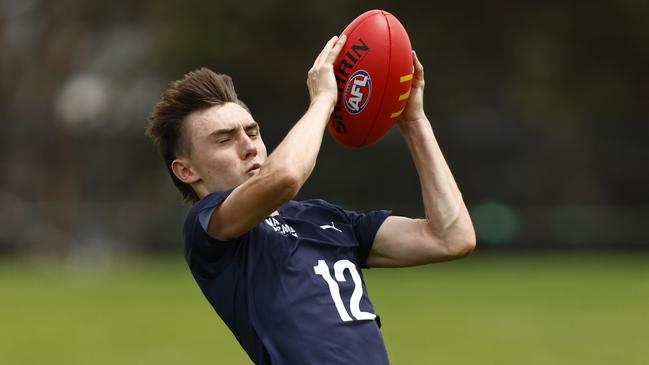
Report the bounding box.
[397,50,426,125]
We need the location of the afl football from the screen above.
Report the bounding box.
[328,10,413,147]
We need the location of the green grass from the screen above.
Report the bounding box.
[1,252,648,364]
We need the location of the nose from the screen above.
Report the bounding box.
[239,134,258,160]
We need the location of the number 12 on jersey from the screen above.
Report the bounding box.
[313,259,376,322]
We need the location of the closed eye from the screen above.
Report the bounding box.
[245,123,260,138]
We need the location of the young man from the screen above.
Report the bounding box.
[146,35,475,364]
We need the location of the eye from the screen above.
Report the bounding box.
[217,138,232,144]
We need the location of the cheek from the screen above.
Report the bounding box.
[200,150,242,189]
[196,148,234,174]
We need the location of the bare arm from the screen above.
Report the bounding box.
[366,51,476,267]
[209,35,347,240]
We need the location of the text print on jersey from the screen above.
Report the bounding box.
[313,259,376,322]
[264,217,298,237]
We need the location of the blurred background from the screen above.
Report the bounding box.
[1,0,647,364]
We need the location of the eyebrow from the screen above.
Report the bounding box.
[209,122,259,138]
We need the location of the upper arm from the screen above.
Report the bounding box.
[207,168,299,241]
[366,215,475,268]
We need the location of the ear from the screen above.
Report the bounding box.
[171,158,201,184]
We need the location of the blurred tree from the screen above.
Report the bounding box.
[1,0,648,256]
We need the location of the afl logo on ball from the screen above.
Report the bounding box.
[343,70,372,115]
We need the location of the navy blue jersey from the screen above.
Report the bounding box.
[183,189,392,364]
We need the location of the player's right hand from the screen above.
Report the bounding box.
[307,35,346,107]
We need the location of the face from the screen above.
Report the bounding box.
[173,102,267,198]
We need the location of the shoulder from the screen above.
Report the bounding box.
[286,198,340,211]
[281,198,352,221]
[188,189,235,220]
[183,189,237,248]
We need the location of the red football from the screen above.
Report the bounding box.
[328,10,413,147]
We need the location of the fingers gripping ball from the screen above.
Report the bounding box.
[328,10,413,148]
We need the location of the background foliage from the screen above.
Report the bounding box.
[1,1,648,363]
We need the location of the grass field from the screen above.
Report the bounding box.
[1,252,647,364]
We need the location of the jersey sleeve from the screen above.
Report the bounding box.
[183,188,236,248]
[341,207,392,268]
[197,189,236,233]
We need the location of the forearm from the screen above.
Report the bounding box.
[366,51,474,265]
[258,36,345,195]
[205,36,345,240]
[399,118,469,236]
[261,97,334,191]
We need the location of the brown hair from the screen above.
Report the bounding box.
[145,67,248,203]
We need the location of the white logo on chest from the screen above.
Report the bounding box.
[265,217,298,237]
[319,221,342,232]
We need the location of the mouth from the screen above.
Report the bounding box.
[246,163,261,174]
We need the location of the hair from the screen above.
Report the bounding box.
[145,67,249,203]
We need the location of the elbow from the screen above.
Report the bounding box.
[452,229,476,258]
[419,220,476,263]
[442,225,476,260]
[444,209,477,259]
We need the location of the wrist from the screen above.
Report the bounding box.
[398,115,429,131]
[307,95,337,120]
[309,94,337,109]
